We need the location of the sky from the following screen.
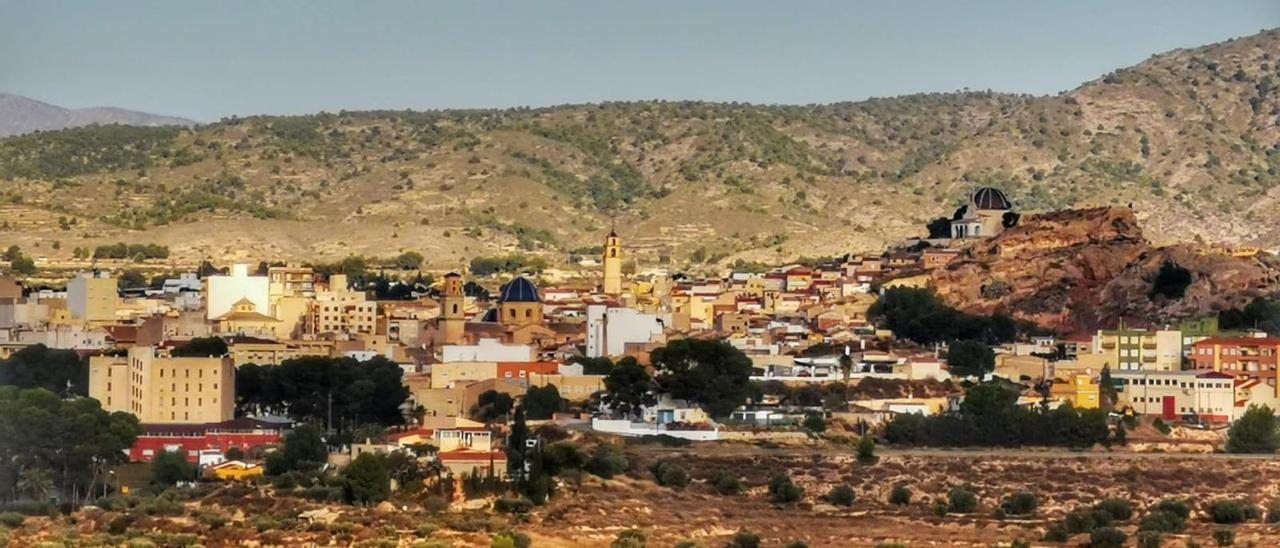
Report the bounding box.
[2,1,1278,122]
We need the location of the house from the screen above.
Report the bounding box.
[209,460,265,481]
[435,426,506,479]
[1113,370,1235,423]
[1190,336,1280,396]
[1049,374,1100,409]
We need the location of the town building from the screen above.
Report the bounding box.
[90,346,235,424]
[950,187,1015,240]
[67,272,118,324]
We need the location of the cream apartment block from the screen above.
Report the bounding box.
[90,346,234,424]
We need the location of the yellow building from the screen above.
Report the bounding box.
[67,272,118,324]
[214,298,283,338]
[227,338,335,367]
[308,274,377,336]
[89,346,235,424]
[602,230,623,296]
[431,361,499,388]
[1049,374,1101,409]
[1095,329,1182,372]
[209,461,265,481]
[528,373,606,403]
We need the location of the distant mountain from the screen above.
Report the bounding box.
[0,29,1278,268]
[0,93,194,137]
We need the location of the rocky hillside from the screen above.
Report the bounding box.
[931,207,1280,332]
[0,93,194,138]
[0,30,1277,267]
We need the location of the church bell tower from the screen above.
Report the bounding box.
[602,229,622,296]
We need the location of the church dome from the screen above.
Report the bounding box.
[971,187,1013,210]
[498,276,541,303]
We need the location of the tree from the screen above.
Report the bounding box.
[767,474,804,503]
[1098,365,1118,409]
[946,340,995,378]
[507,407,530,481]
[171,336,228,357]
[925,217,952,238]
[9,255,35,276]
[343,453,390,505]
[651,339,753,418]
[524,385,564,420]
[235,356,409,431]
[826,484,855,506]
[584,444,628,479]
[803,412,826,433]
[267,423,327,475]
[471,390,515,423]
[151,449,196,487]
[856,435,877,464]
[1150,260,1192,300]
[868,287,1017,344]
[390,251,424,270]
[17,467,53,500]
[0,387,140,502]
[0,344,88,395]
[117,269,147,290]
[1226,404,1279,454]
[602,357,657,419]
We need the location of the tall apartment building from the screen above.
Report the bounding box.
[1191,336,1280,393]
[1094,328,1182,371]
[306,274,376,336]
[67,272,118,323]
[89,346,234,424]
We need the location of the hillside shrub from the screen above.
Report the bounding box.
[585,444,628,479]
[649,461,690,489]
[1001,492,1038,516]
[711,471,743,496]
[1153,498,1191,521]
[768,475,804,504]
[947,487,978,514]
[1136,531,1163,548]
[493,498,534,514]
[1207,499,1260,524]
[0,512,23,528]
[1267,500,1280,523]
[1213,528,1235,546]
[1094,498,1133,521]
[1089,526,1127,548]
[612,528,646,548]
[826,484,855,507]
[727,531,761,548]
[1043,523,1070,542]
[888,484,912,506]
[1139,510,1186,533]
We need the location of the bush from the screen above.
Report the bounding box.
[803,413,826,432]
[888,484,911,506]
[1065,509,1102,534]
[768,475,805,504]
[1268,500,1280,523]
[1089,526,1127,548]
[1139,510,1186,533]
[1043,523,1070,542]
[1093,498,1133,521]
[612,528,646,548]
[649,461,690,489]
[826,484,855,507]
[1153,498,1191,521]
[1136,531,1162,548]
[947,487,978,514]
[493,498,534,514]
[1001,492,1038,516]
[711,471,743,496]
[585,444,629,479]
[1213,528,1235,546]
[108,514,136,535]
[930,501,948,517]
[727,531,761,548]
[0,512,23,528]
[1207,499,1260,524]
[855,436,877,464]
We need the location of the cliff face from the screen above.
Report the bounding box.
[931,207,1280,332]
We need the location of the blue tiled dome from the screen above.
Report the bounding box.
[499,276,540,303]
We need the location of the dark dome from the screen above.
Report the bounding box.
[479,308,498,322]
[499,276,541,303]
[971,187,1013,210]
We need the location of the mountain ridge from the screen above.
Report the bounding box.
[0,93,195,138]
[0,29,1277,268]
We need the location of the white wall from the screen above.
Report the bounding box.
[441,338,534,362]
[206,264,270,320]
[586,304,667,358]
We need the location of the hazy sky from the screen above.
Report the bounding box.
[3,1,1277,121]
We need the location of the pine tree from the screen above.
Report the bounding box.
[507,406,529,482]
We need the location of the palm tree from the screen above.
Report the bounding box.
[18,467,53,501]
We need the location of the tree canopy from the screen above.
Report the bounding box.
[236,356,409,431]
[651,338,753,418]
[0,344,88,395]
[868,287,1017,344]
[602,357,657,419]
[524,384,564,420]
[1226,404,1279,454]
[884,382,1111,448]
[946,340,995,378]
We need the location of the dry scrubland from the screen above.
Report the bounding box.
[5,452,1280,547]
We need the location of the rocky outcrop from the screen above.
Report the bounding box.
[931,207,1280,332]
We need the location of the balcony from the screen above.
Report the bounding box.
[1101,343,1116,350]
[1142,343,1157,350]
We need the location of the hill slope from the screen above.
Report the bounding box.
[0,93,194,138]
[0,30,1278,267]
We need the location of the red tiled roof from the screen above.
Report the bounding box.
[1195,337,1280,346]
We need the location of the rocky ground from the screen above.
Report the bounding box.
[5,449,1279,547]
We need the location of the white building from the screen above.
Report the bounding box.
[441,338,534,363]
[585,304,667,358]
[206,264,269,320]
